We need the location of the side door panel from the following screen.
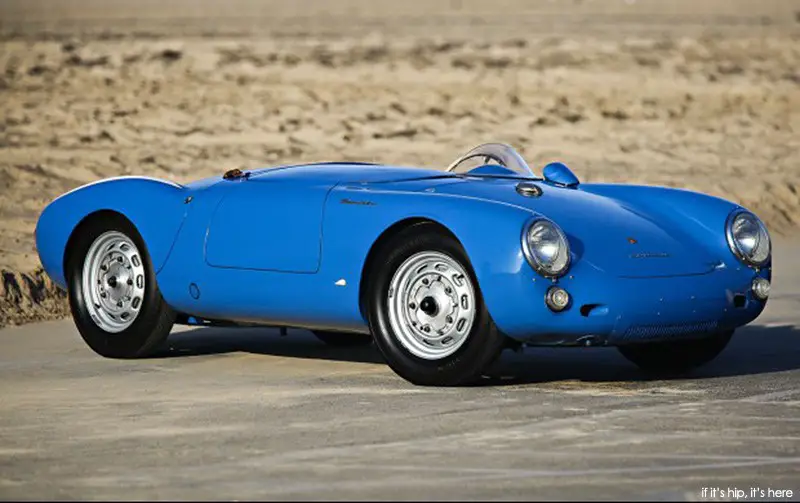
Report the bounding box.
[204,180,330,273]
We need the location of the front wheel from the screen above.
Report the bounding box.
[366,224,505,386]
[66,213,175,359]
[617,330,734,375]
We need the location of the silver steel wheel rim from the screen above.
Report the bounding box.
[81,231,146,333]
[387,251,477,360]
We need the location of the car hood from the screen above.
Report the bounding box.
[419,177,723,278]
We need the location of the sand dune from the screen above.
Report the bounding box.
[1,0,798,326]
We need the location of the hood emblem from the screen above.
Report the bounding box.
[627,237,637,244]
[630,252,670,259]
[340,198,376,206]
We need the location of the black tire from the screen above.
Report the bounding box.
[65,212,176,359]
[366,223,505,386]
[313,330,373,347]
[617,330,734,375]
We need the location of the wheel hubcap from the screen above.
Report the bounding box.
[419,296,439,317]
[387,251,476,360]
[81,231,146,333]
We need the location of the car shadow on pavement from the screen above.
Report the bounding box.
[155,323,800,386]
[155,326,386,365]
[479,323,800,385]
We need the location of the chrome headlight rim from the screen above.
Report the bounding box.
[725,209,771,267]
[521,217,571,278]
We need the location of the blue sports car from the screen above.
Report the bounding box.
[35,143,772,385]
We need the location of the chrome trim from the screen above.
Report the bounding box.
[521,217,571,278]
[725,209,771,267]
[446,143,536,177]
[516,182,542,198]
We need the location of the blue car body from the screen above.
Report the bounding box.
[35,160,769,346]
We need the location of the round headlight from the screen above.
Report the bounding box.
[522,218,570,277]
[726,210,771,267]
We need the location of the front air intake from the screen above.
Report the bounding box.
[620,320,719,342]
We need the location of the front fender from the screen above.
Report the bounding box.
[321,186,540,334]
[35,177,188,289]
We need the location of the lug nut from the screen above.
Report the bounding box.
[409,302,416,309]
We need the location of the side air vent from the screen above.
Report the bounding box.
[580,304,608,317]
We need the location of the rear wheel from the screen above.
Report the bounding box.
[66,213,175,359]
[366,224,505,386]
[313,331,373,347]
[617,330,734,375]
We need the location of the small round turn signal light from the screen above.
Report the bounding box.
[545,286,571,312]
[751,277,770,301]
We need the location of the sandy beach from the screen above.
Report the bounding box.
[1,0,798,326]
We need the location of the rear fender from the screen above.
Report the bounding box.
[35,177,188,289]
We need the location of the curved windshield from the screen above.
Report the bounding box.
[446,143,536,178]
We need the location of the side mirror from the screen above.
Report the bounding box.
[542,162,579,187]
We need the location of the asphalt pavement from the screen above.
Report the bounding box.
[1,240,799,501]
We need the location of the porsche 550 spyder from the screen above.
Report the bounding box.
[35,143,772,385]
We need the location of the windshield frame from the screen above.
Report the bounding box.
[446,143,537,178]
